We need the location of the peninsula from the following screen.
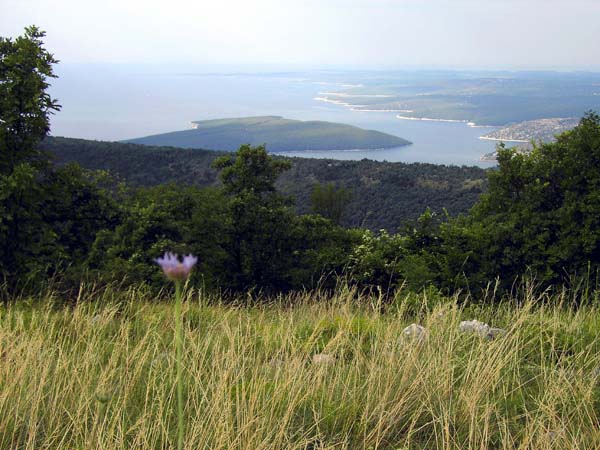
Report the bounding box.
[124,116,411,152]
[480,117,579,143]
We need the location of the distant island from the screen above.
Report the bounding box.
[479,117,579,162]
[124,116,411,152]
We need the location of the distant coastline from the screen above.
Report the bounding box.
[314,96,414,113]
[396,115,470,124]
[396,115,497,130]
[316,94,495,127]
[479,136,529,143]
[313,96,366,110]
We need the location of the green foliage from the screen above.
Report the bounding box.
[0,163,119,289]
[287,215,361,289]
[87,184,232,290]
[0,163,56,285]
[465,112,600,289]
[213,145,302,291]
[348,229,405,291]
[79,145,357,294]
[342,113,600,297]
[310,182,352,225]
[40,136,487,231]
[213,143,292,197]
[347,211,445,293]
[0,28,117,292]
[0,26,60,174]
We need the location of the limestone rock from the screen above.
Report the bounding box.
[401,323,428,344]
[459,319,490,336]
[459,320,505,340]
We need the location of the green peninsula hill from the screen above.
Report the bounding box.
[123,116,411,152]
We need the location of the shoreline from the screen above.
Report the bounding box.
[396,115,469,124]
[313,96,367,109]
[313,90,500,164]
[319,92,394,98]
[355,108,414,112]
[315,94,497,130]
[478,136,530,143]
[274,143,412,155]
[395,115,496,129]
[314,96,414,113]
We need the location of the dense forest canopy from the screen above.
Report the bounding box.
[40,136,487,231]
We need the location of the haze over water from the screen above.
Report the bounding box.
[49,64,500,167]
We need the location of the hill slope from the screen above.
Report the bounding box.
[123,116,411,151]
[41,136,486,230]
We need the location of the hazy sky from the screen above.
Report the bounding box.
[2,0,600,69]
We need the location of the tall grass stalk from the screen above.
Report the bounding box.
[175,281,184,450]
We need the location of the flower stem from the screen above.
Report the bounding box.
[175,281,184,450]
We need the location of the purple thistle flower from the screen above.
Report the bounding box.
[155,252,198,281]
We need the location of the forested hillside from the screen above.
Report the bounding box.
[41,136,487,230]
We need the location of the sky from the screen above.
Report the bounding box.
[2,0,600,69]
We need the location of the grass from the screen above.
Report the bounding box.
[2,285,600,449]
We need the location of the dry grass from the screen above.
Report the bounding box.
[1,285,600,449]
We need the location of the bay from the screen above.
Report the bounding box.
[48,64,500,167]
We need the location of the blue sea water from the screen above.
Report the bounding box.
[48,64,500,167]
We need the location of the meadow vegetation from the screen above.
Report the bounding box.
[2,285,600,449]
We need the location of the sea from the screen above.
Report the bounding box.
[48,64,501,167]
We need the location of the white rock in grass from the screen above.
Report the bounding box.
[459,320,490,336]
[459,320,506,340]
[312,353,335,364]
[401,323,428,344]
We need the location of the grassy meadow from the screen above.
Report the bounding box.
[2,285,600,449]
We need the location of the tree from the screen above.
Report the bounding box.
[0,164,119,289]
[0,28,119,293]
[310,182,352,225]
[0,26,60,174]
[212,144,291,197]
[212,145,296,291]
[462,112,600,290]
